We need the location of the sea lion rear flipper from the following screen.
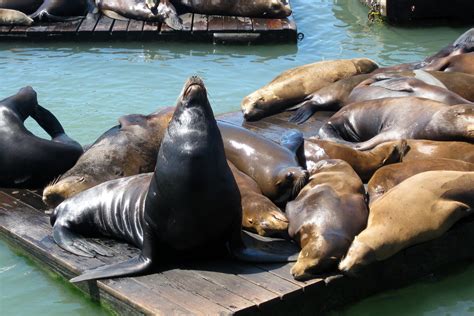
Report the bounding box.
[374,78,414,92]
[289,99,318,124]
[101,9,128,21]
[53,224,112,258]
[70,255,153,283]
[230,231,299,263]
[159,0,183,30]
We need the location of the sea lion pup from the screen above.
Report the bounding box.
[241,58,378,121]
[339,171,474,276]
[97,0,182,30]
[0,8,33,25]
[228,160,289,237]
[42,107,174,208]
[286,159,368,280]
[368,158,474,205]
[29,0,91,21]
[318,97,474,150]
[423,52,474,75]
[0,87,83,188]
[52,76,296,283]
[394,140,474,164]
[173,0,291,18]
[0,0,43,14]
[218,121,308,204]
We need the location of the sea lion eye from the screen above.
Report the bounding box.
[286,172,294,180]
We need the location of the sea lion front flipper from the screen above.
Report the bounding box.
[70,255,153,283]
[230,231,299,263]
[289,99,318,124]
[30,11,84,22]
[158,0,183,30]
[53,224,112,258]
[101,9,128,21]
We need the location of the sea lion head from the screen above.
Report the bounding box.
[443,104,474,140]
[241,92,267,121]
[291,242,338,280]
[43,175,97,207]
[261,0,292,18]
[338,239,376,276]
[242,199,289,236]
[273,167,309,204]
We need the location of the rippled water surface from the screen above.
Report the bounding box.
[0,0,472,314]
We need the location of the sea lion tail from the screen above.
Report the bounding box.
[70,255,153,283]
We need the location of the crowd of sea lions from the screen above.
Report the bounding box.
[0,0,291,30]
[0,28,473,282]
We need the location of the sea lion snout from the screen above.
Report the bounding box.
[338,240,374,276]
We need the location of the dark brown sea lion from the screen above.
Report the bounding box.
[423,28,473,63]
[0,87,83,188]
[228,160,289,237]
[97,0,182,30]
[51,76,296,283]
[218,121,308,204]
[318,97,474,150]
[423,52,474,75]
[173,0,292,18]
[42,107,174,207]
[287,159,368,280]
[368,158,474,205]
[394,139,474,164]
[30,0,91,21]
[339,171,474,276]
[0,8,33,25]
[241,58,378,121]
[0,0,43,14]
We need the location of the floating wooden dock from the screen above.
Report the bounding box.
[1,111,473,315]
[0,12,297,43]
[360,0,474,23]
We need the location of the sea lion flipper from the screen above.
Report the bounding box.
[101,9,128,21]
[289,100,317,124]
[53,224,111,257]
[374,78,415,92]
[70,255,153,283]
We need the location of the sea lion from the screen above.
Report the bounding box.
[394,139,474,164]
[42,107,174,208]
[173,0,291,18]
[0,8,33,25]
[51,76,296,283]
[287,159,368,280]
[0,0,43,14]
[368,158,474,205]
[30,0,91,21]
[423,28,473,63]
[339,171,474,275]
[423,52,474,75]
[228,160,288,237]
[0,87,83,188]
[241,58,379,121]
[218,121,308,204]
[96,0,182,30]
[318,97,474,150]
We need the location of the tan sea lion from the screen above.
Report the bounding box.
[42,107,174,207]
[423,52,474,75]
[241,58,379,121]
[287,159,368,280]
[319,97,474,150]
[228,160,288,237]
[0,8,33,24]
[174,0,292,18]
[423,28,473,63]
[339,171,474,275]
[368,158,474,205]
[218,121,308,204]
[393,139,474,164]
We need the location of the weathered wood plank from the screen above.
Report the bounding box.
[192,14,208,32]
[126,20,143,40]
[208,15,225,31]
[251,18,268,32]
[50,18,84,35]
[77,14,100,36]
[111,19,129,36]
[94,16,114,34]
[0,25,12,34]
[1,188,48,211]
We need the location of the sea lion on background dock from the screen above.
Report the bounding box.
[287,159,368,280]
[339,171,474,276]
[228,160,289,237]
[318,97,474,150]
[42,107,174,208]
[395,140,474,164]
[30,0,91,21]
[241,58,379,121]
[97,0,182,30]
[368,158,474,205]
[0,0,43,14]
[423,52,474,75]
[0,87,83,188]
[0,8,33,25]
[173,0,291,18]
[218,121,308,204]
[52,76,297,283]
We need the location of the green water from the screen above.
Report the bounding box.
[0,0,472,314]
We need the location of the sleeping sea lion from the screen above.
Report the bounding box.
[319,97,474,150]
[51,76,297,283]
[339,171,474,275]
[287,159,368,280]
[30,0,91,21]
[396,139,474,164]
[423,52,474,75]
[0,87,83,188]
[0,8,33,25]
[42,107,174,207]
[241,58,378,121]
[0,0,43,14]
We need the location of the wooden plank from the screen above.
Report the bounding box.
[235,17,253,31]
[8,25,29,37]
[77,14,100,35]
[50,18,84,35]
[141,21,159,40]
[94,16,114,33]
[110,19,129,36]
[0,188,48,211]
[251,18,268,32]
[127,20,144,39]
[208,15,225,32]
[0,25,13,34]
[192,14,208,32]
